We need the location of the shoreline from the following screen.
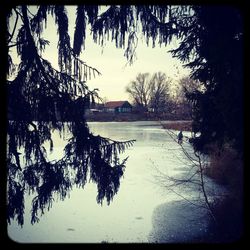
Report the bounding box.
[161,120,192,132]
[87,119,193,132]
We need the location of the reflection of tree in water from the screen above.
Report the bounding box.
[6,6,135,226]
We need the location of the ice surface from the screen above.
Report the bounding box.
[8,121,224,243]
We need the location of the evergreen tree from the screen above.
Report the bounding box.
[171,6,243,155]
[6,4,244,226]
[6,5,135,226]
[90,5,243,155]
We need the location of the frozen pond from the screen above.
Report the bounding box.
[8,121,221,243]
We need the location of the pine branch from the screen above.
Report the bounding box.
[7,8,19,44]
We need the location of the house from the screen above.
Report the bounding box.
[104,101,132,113]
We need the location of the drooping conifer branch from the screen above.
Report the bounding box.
[7,5,135,226]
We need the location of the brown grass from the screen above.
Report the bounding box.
[204,146,243,242]
[205,146,243,187]
[161,121,192,131]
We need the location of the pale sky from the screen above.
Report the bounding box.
[9,6,191,102]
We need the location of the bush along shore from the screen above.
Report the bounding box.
[159,120,243,242]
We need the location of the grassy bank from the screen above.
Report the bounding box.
[161,120,192,131]
[205,145,243,242]
[85,112,191,122]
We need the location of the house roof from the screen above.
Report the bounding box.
[104,101,128,108]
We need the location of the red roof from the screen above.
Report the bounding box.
[104,101,127,108]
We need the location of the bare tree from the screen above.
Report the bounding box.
[176,76,204,105]
[168,76,202,119]
[125,73,151,110]
[126,72,171,113]
[101,96,109,104]
[149,72,171,114]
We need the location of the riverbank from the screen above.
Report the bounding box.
[86,112,193,132]
[85,112,191,123]
[161,120,192,132]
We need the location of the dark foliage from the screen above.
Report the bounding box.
[7,4,243,227]
[91,5,243,156]
[6,5,135,226]
[176,6,243,156]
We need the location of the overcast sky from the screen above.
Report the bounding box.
[78,35,191,102]
[10,6,191,102]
